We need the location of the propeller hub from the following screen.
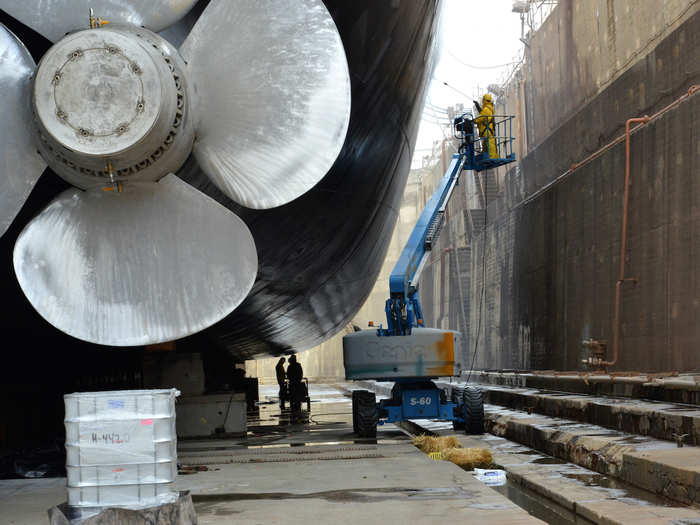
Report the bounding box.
[51,44,151,143]
[33,27,194,189]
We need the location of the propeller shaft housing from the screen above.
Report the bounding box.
[33,26,194,188]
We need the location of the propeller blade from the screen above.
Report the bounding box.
[181,0,351,209]
[0,1,198,43]
[14,174,258,346]
[158,0,209,49]
[0,24,46,237]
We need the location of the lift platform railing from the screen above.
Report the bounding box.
[453,112,516,171]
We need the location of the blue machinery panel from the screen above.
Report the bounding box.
[377,382,459,425]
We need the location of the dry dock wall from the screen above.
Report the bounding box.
[245,329,347,383]
[419,4,700,372]
[521,0,699,153]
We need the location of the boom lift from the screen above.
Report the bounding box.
[343,110,516,437]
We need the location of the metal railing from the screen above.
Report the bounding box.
[453,112,516,169]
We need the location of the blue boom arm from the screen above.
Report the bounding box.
[379,112,515,337]
[382,154,465,335]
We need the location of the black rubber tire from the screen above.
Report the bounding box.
[462,386,484,435]
[355,390,377,438]
[351,391,359,434]
[452,403,465,431]
[449,387,463,430]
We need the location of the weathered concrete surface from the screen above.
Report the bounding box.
[0,384,544,524]
[469,371,700,405]
[440,379,700,445]
[416,6,700,374]
[412,419,700,525]
[482,404,700,506]
[0,477,66,525]
[622,448,700,506]
[518,0,699,152]
[179,383,543,524]
[477,87,700,372]
[48,492,196,525]
[359,379,700,509]
[183,447,542,524]
[489,438,700,525]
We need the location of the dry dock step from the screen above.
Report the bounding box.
[410,418,700,525]
[437,380,700,445]
[484,404,700,506]
[468,371,700,405]
[359,381,700,508]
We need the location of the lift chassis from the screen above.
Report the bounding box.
[344,110,516,438]
[351,381,485,438]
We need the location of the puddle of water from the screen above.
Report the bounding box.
[492,480,594,524]
[183,386,411,452]
[244,443,291,450]
[562,472,619,488]
[194,487,473,504]
[531,456,567,465]
[559,472,682,507]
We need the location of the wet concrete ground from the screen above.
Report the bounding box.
[0,383,542,524]
[390,397,700,523]
[2,382,698,523]
[180,384,543,523]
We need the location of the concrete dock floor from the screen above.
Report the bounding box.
[0,384,542,524]
[179,384,543,523]
[3,383,699,524]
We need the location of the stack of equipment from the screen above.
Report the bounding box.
[64,389,180,508]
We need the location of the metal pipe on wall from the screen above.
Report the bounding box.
[604,116,648,368]
[518,85,700,211]
[596,85,700,368]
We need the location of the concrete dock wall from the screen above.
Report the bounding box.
[506,0,699,157]
[419,4,700,372]
[245,329,347,383]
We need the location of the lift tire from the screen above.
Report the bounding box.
[352,391,359,434]
[355,390,377,438]
[448,386,463,430]
[462,386,484,435]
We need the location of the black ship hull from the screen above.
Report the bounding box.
[0,1,441,360]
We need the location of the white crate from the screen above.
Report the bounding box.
[64,389,179,508]
[67,482,175,508]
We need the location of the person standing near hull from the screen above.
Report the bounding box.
[287,355,304,414]
[275,357,287,408]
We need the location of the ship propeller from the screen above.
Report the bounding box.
[0,0,350,346]
[180,0,350,209]
[0,26,46,237]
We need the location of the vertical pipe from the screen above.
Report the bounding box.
[574,85,700,370]
[604,116,648,367]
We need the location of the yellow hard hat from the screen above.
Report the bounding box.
[482,93,493,103]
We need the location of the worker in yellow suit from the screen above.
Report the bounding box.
[475,93,497,159]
